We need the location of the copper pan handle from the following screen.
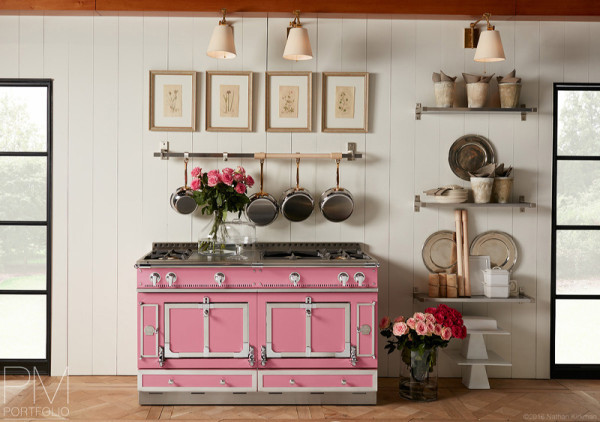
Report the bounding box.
[296,158,300,190]
[184,153,189,189]
[335,159,340,191]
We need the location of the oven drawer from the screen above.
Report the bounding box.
[139,370,256,392]
[258,370,377,392]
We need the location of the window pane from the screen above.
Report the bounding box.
[556,230,600,295]
[555,299,600,364]
[0,157,47,221]
[0,86,47,152]
[0,226,46,290]
[557,90,600,156]
[0,295,46,359]
[557,161,600,225]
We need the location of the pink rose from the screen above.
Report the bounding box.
[379,317,391,330]
[394,316,405,323]
[233,173,244,183]
[434,324,443,337]
[246,175,255,188]
[191,167,202,178]
[415,321,428,336]
[207,169,220,178]
[222,167,234,175]
[207,175,220,187]
[425,313,436,324]
[406,318,416,330]
[441,327,452,341]
[414,312,426,322]
[393,322,408,336]
[235,166,245,175]
[221,172,234,186]
[190,178,201,191]
[426,321,435,335]
[235,183,247,194]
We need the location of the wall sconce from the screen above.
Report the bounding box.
[283,10,313,61]
[207,8,237,59]
[464,13,505,63]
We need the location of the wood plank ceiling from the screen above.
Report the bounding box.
[2,0,600,16]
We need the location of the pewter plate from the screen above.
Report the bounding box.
[448,134,495,180]
[422,230,457,273]
[470,231,518,272]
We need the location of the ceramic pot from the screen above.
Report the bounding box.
[492,177,513,203]
[434,81,455,108]
[470,177,494,203]
[499,83,522,108]
[466,82,488,108]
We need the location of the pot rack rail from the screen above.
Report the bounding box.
[154,142,362,161]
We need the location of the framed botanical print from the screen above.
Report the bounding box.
[266,71,312,132]
[206,71,253,132]
[149,70,197,131]
[322,72,369,133]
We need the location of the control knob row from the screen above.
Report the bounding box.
[338,272,366,286]
[149,272,177,287]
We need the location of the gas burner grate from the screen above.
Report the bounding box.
[145,248,193,261]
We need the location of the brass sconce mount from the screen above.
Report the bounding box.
[464,12,494,49]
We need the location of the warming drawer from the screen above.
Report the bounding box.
[139,370,256,392]
[258,370,377,392]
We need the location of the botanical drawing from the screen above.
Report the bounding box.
[278,85,299,118]
[220,84,240,118]
[163,84,183,117]
[335,86,355,118]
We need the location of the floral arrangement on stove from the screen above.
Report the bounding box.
[379,304,467,402]
[189,166,255,254]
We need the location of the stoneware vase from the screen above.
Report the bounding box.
[492,177,513,203]
[434,81,455,108]
[399,347,438,402]
[470,177,494,203]
[499,83,521,108]
[466,82,488,108]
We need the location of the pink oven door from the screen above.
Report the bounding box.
[164,298,249,359]
[266,298,350,358]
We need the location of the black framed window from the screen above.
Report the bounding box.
[552,83,600,378]
[0,79,52,375]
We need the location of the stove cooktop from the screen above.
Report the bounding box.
[135,242,378,268]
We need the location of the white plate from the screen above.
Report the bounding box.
[470,231,518,272]
[422,230,456,273]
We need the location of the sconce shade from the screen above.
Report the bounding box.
[474,29,505,62]
[207,24,236,59]
[283,27,313,61]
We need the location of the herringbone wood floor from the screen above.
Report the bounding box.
[2,376,600,421]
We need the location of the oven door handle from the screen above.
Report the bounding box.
[260,345,267,366]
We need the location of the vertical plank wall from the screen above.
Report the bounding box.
[0,12,594,378]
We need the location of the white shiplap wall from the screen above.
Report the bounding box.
[0,12,593,378]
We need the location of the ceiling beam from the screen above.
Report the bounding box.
[0,0,94,10]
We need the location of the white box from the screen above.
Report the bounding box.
[483,281,510,298]
[482,268,509,286]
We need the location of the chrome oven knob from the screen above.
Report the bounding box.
[166,272,177,287]
[149,272,161,287]
[214,272,225,287]
[354,272,365,286]
[338,272,349,287]
[289,272,300,287]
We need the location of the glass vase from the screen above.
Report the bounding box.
[398,346,438,402]
[198,210,235,255]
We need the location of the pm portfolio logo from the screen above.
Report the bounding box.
[2,367,69,419]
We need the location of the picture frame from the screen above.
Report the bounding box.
[266,71,312,132]
[150,70,197,131]
[206,71,253,132]
[321,72,369,133]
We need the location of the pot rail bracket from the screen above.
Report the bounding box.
[155,142,362,161]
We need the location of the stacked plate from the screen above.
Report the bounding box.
[425,185,468,204]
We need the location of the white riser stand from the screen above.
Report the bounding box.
[444,328,511,389]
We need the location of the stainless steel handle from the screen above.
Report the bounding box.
[166,272,177,287]
[289,379,295,385]
[261,345,267,366]
[354,272,365,286]
[341,379,347,385]
[220,379,226,385]
[248,345,255,367]
[158,346,165,367]
[289,272,300,287]
[149,272,161,287]
[350,345,357,367]
[168,378,174,385]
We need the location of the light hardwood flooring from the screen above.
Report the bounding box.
[2,376,600,421]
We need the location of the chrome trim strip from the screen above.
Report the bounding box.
[138,288,378,293]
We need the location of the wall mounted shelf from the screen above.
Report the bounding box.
[413,292,535,304]
[414,195,536,212]
[415,103,538,121]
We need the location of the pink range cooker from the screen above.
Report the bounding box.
[135,242,379,405]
